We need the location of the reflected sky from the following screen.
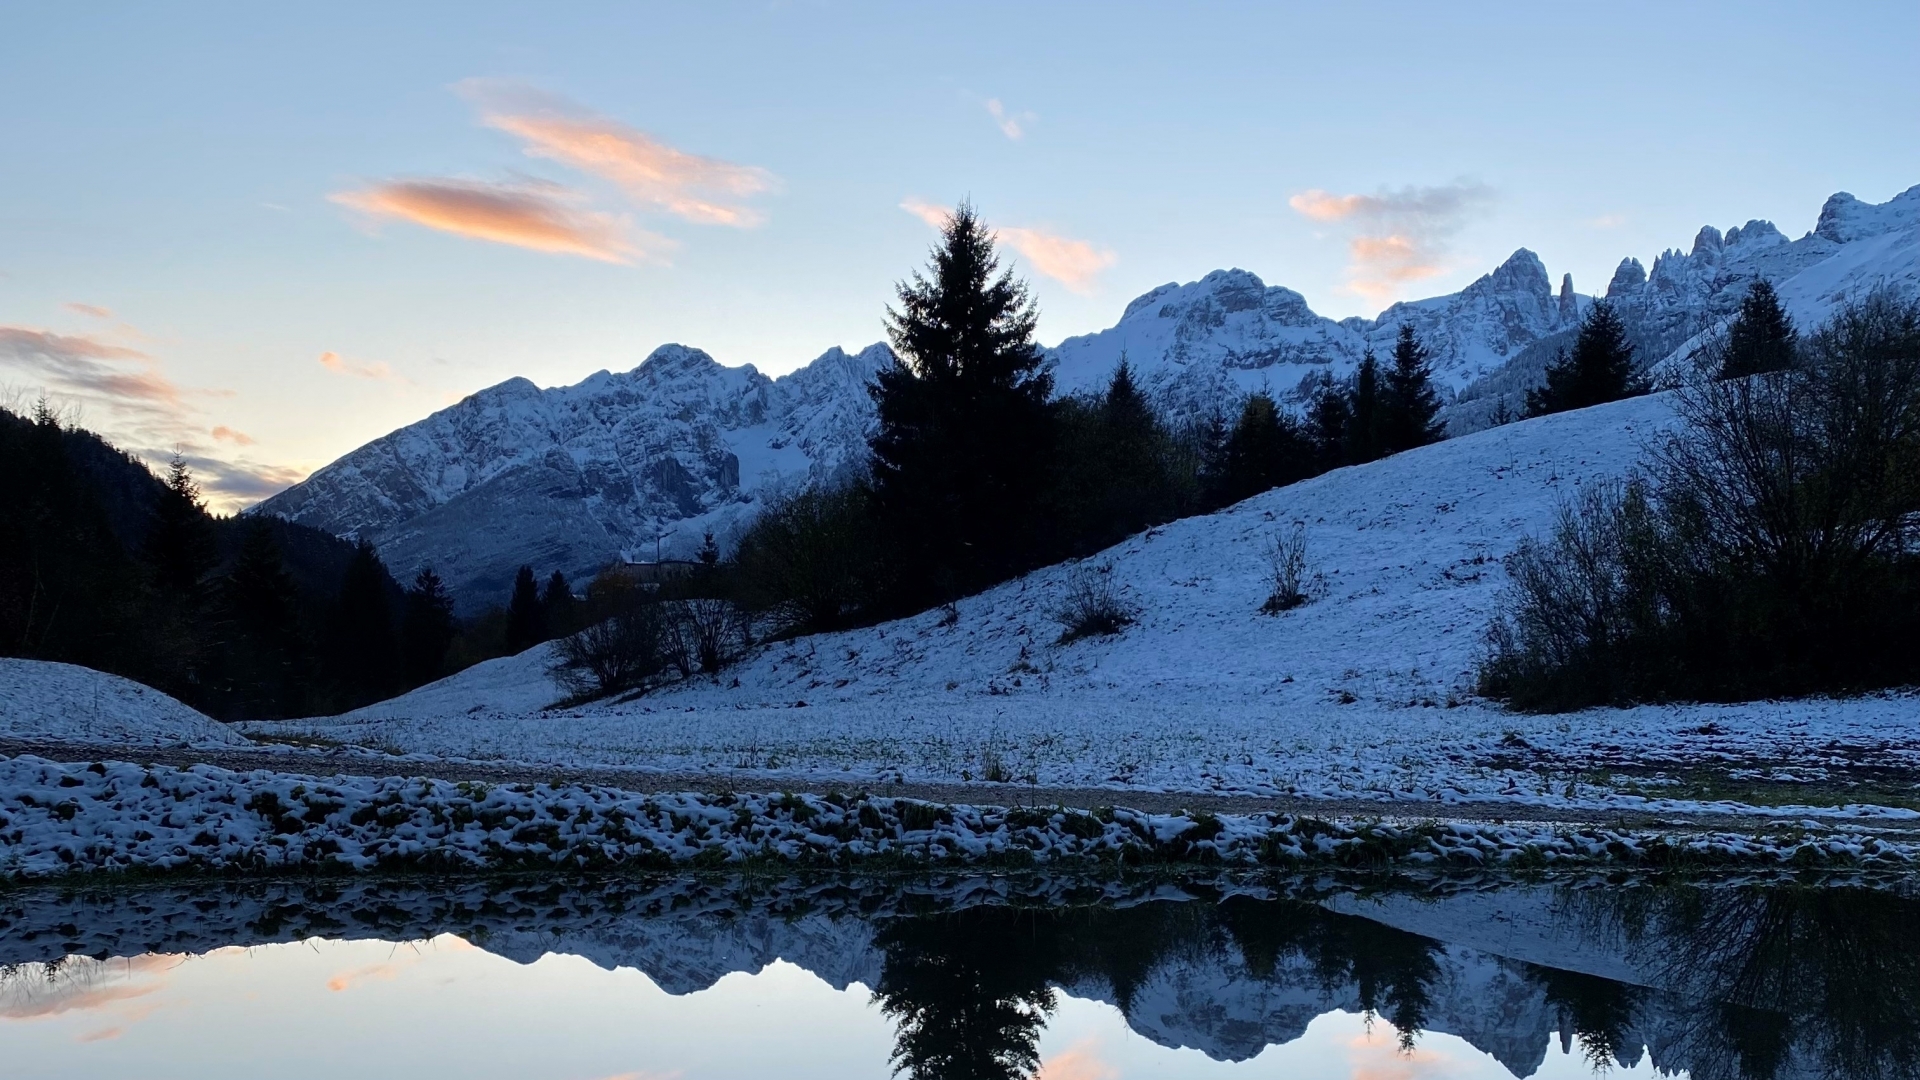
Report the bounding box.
[1,933,1662,1079]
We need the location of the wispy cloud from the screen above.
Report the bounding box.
[1289,182,1493,305]
[65,302,114,319]
[331,177,654,264]
[985,98,1036,141]
[326,960,412,993]
[317,350,410,383]
[900,199,1117,294]
[457,79,776,227]
[0,325,299,510]
[1589,213,1627,229]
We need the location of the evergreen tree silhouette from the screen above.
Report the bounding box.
[326,539,398,706]
[505,564,547,652]
[542,569,578,636]
[215,522,309,719]
[1216,392,1311,505]
[144,453,217,600]
[1719,278,1798,379]
[872,909,1059,1080]
[400,567,455,687]
[1344,348,1384,463]
[1381,324,1445,453]
[1307,380,1351,471]
[869,201,1054,608]
[1527,300,1641,416]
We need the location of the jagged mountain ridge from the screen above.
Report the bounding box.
[258,183,1919,609]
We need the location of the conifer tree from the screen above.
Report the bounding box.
[504,564,547,652]
[327,539,398,706]
[400,567,455,687]
[1527,300,1641,417]
[144,453,217,600]
[542,569,578,636]
[1215,392,1312,505]
[869,202,1054,607]
[1719,278,1798,379]
[215,523,309,719]
[1307,381,1350,471]
[1381,325,1445,453]
[1096,357,1179,536]
[1344,348,1384,464]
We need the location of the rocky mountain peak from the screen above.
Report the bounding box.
[1608,257,1648,297]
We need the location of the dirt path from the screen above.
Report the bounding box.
[5,737,1913,838]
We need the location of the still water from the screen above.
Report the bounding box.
[2,873,1915,1079]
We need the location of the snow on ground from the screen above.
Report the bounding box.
[249,394,1920,815]
[0,754,1909,880]
[0,660,247,749]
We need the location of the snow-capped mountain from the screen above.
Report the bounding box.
[258,184,1918,609]
[255,343,892,608]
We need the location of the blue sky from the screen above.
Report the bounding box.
[3,1,1916,506]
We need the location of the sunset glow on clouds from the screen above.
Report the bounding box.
[460,80,777,227]
[1035,1037,1119,1080]
[901,199,1117,294]
[317,350,408,383]
[330,178,654,264]
[1289,182,1492,305]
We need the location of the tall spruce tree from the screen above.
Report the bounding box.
[1307,381,1350,472]
[1527,300,1641,417]
[542,569,578,636]
[1719,278,1798,379]
[1344,348,1384,464]
[145,454,217,599]
[1095,358,1179,538]
[504,564,547,652]
[1216,392,1311,505]
[869,202,1054,607]
[1381,324,1445,453]
[400,567,456,687]
[214,522,309,719]
[326,539,398,706]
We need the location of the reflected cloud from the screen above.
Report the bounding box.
[458,79,775,228]
[1289,182,1492,305]
[0,955,176,1023]
[326,960,409,993]
[1345,1028,1472,1079]
[900,200,1117,294]
[331,177,654,264]
[1036,1037,1117,1080]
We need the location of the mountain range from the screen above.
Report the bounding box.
[255,183,1920,609]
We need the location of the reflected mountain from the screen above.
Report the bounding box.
[3,873,1917,1079]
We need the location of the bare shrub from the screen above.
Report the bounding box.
[1261,524,1320,613]
[550,601,671,700]
[666,597,752,677]
[1053,562,1134,644]
[1482,292,1920,711]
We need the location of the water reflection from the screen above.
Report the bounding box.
[1,873,1916,1079]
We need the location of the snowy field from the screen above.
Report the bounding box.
[241,394,1920,818]
[0,659,247,749]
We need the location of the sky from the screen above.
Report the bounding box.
[3,0,1917,510]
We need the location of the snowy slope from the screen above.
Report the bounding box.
[255,343,893,609]
[0,659,246,748]
[254,392,1920,813]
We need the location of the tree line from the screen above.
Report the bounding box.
[730,204,1453,636]
[0,402,473,720]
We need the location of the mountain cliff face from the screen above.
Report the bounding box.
[258,184,1919,609]
[255,343,892,609]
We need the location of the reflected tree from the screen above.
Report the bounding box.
[872,907,1060,1080]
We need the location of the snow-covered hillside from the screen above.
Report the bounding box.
[258,183,1918,610]
[0,659,247,748]
[252,393,1920,813]
[255,343,892,608]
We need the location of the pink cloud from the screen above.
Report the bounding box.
[1289,182,1492,305]
[211,425,255,446]
[458,80,776,227]
[331,177,655,264]
[65,302,114,319]
[317,350,408,383]
[900,200,1117,294]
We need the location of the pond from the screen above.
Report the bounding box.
[2,873,1916,1079]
